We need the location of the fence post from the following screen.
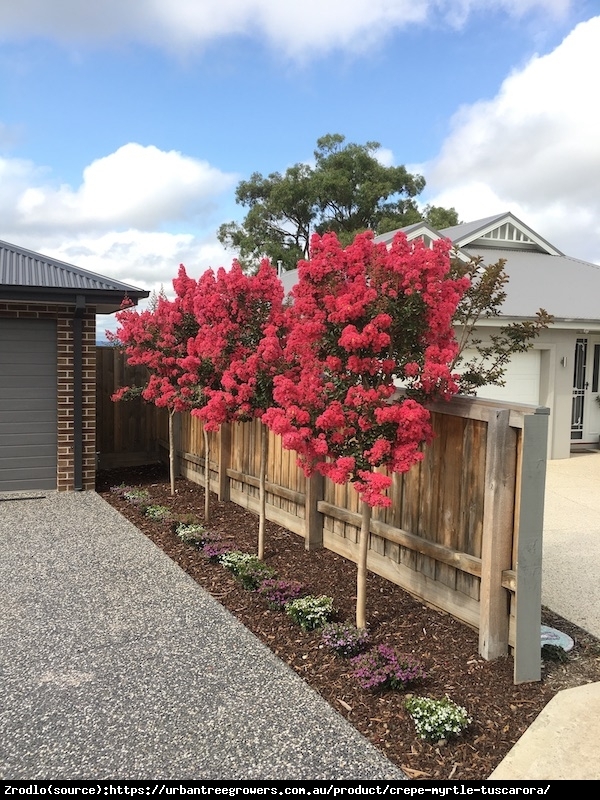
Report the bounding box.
[513,408,548,684]
[305,472,324,550]
[479,409,517,660]
[218,423,231,502]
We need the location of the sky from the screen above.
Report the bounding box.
[1,0,599,338]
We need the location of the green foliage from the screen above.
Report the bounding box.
[144,504,171,522]
[352,645,425,691]
[450,255,553,395]
[285,595,334,631]
[217,133,458,272]
[405,695,472,742]
[116,487,151,510]
[219,551,276,590]
[541,644,569,663]
[147,285,168,313]
[175,522,207,547]
[321,621,370,657]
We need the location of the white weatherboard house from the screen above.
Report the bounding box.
[281,212,600,460]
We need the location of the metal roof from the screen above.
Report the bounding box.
[437,213,507,242]
[281,214,600,324]
[461,246,600,321]
[0,239,148,314]
[374,221,441,248]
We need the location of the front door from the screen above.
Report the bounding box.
[571,337,600,443]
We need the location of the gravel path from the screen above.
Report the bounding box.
[0,490,405,781]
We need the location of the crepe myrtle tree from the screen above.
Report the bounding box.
[110,267,212,499]
[180,258,286,559]
[263,230,469,629]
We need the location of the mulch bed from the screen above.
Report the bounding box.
[97,464,600,781]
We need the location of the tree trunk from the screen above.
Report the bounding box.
[203,425,211,524]
[356,500,371,630]
[258,423,268,561]
[168,410,176,496]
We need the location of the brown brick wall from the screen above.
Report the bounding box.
[0,301,97,491]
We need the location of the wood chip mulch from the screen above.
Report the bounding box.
[97,464,600,781]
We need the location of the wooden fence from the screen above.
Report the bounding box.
[96,346,162,469]
[97,346,548,683]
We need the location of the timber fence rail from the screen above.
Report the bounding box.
[97,346,548,683]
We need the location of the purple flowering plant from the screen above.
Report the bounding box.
[321,621,370,657]
[111,484,150,506]
[257,579,306,610]
[204,538,237,561]
[110,485,151,512]
[351,644,425,691]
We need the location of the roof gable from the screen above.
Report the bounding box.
[375,221,442,248]
[439,212,563,256]
[374,222,472,262]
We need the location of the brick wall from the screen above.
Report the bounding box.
[0,301,97,491]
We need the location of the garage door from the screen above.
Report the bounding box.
[0,318,57,491]
[458,348,541,406]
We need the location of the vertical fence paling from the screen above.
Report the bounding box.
[479,409,517,660]
[96,348,548,682]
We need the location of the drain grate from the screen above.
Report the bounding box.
[0,494,46,502]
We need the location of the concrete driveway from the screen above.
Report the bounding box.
[0,490,404,780]
[543,450,600,638]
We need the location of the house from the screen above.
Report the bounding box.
[0,240,148,492]
[281,212,600,460]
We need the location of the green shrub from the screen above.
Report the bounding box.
[175,522,207,547]
[405,696,472,742]
[145,504,171,522]
[285,595,333,631]
[321,621,370,657]
[220,551,276,590]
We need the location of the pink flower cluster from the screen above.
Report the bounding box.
[111,229,468,508]
[267,231,467,505]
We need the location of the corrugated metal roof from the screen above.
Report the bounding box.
[438,213,506,242]
[461,246,600,321]
[0,239,143,294]
[374,221,441,247]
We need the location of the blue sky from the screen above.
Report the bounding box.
[0,1,598,337]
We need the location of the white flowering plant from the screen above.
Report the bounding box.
[175,522,207,547]
[285,595,333,631]
[145,504,171,522]
[405,696,472,742]
[219,551,276,590]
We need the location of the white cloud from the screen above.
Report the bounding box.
[0,1,572,58]
[9,143,236,232]
[45,230,229,288]
[425,16,600,263]
[0,143,237,334]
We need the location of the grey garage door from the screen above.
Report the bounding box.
[0,318,57,491]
